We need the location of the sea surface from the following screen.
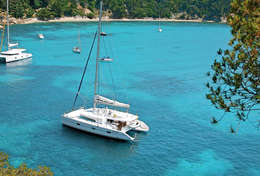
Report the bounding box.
[0,22,259,176]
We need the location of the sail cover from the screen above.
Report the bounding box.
[95,95,130,109]
[8,43,18,47]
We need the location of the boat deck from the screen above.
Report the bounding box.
[64,108,135,132]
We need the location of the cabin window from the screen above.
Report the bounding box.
[76,123,80,126]
[92,127,96,130]
[106,131,111,134]
[80,116,96,122]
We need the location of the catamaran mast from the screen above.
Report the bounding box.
[7,0,10,49]
[94,0,103,108]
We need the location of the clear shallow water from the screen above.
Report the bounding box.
[0,22,259,176]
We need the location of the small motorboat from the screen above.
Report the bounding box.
[99,57,113,62]
[73,47,81,54]
[38,33,44,39]
[100,32,107,36]
[132,120,149,132]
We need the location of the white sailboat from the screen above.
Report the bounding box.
[62,1,149,141]
[73,31,81,54]
[0,0,32,63]
[38,33,44,39]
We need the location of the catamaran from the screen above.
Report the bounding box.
[62,0,149,141]
[0,0,32,63]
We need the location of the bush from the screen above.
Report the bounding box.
[26,8,35,18]
[36,8,53,21]
[0,152,53,176]
[87,12,95,19]
[10,1,25,18]
[179,13,186,19]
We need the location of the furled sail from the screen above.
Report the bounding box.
[95,95,130,109]
[8,43,18,47]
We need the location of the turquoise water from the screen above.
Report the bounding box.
[0,22,259,176]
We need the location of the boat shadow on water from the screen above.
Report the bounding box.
[61,123,148,143]
[61,124,144,156]
[4,58,32,67]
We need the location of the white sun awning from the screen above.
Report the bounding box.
[95,95,130,109]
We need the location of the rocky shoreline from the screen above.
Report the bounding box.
[0,16,227,27]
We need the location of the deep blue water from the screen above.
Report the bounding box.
[0,22,259,176]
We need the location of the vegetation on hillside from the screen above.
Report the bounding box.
[0,0,231,21]
[206,0,260,132]
[0,152,53,176]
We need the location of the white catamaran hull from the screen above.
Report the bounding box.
[0,53,32,63]
[62,116,134,141]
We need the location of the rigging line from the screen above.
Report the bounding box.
[107,33,114,59]
[98,39,102,95]
[102,36,108,56]
[108,62,117,100]
[72,31,98,110]
[108,38,129,105]
[98,58,101,94]
[101,41,106,58]
[111,43,130,106]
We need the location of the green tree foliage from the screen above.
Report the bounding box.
[0,0,6,11]
[36,8,53,20]
[9,0,27,18]
[87,12,95,19]
[48,0,66,17]
[29,0,49,9]
[104,0,127,18]
[0,0,231,21]
[173,0,230,21]
[26,7,35,18]
[0,152,53,176]
[206,0,260,131]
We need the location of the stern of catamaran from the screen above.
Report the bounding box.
[0,56,6,63]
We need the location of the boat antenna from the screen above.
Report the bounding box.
[72,31,97,110]
[93,0,103,109]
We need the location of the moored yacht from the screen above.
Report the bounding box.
[63,106,149,141]
[0,46,32,63]
[62,1,149,141]
[0,0,32,63]
[72,47,81,54]
[73,31,81,54]
[38,33,44,39]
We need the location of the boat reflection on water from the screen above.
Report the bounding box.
[5,58,32,67]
